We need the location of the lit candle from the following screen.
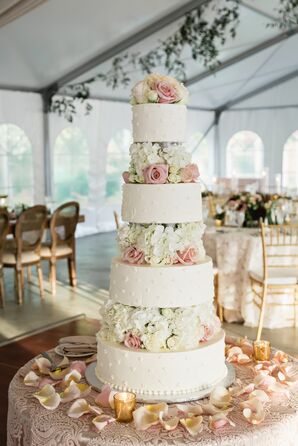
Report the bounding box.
[253,340,271,362]
[114,392,136,422]
[275,173,281,194]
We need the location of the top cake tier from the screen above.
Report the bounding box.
[132,104,186,142]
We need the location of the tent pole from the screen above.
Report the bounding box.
[213,110,221,177]
[42,93,52,198]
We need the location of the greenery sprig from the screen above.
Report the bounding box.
[50,0,298,122]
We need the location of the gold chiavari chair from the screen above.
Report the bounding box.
[0,209,9,307]
[249,223,298,340]
[113,211,120,230]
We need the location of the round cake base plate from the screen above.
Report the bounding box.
[85,362,235,403]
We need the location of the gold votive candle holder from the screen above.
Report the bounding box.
[253,340,271,362]
[215,219,223,227]
[114,392,136,422]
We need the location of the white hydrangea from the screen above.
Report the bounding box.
[128,142,192,183]
[118,222,205,265]
[100,302,221,352]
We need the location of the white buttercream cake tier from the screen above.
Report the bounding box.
[122,183,202,224]
[96,330,227,398]
[132,104,186,142]
[110,257,214,308]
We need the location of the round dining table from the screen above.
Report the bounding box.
[7,348,298,446]
[204,226,297,329]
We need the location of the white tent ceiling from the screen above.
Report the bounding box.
[0,0,297,110]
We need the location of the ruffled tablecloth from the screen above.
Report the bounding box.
[204,227,297,328]
[7,352,298,446]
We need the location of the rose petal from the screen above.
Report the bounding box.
[57,356,70,369]
[159,412,179,431]
[95,384,111,408]
[240,341,254,357]
[133,406,160,431]
[63,369,81,383]
[33,357,51,374]
[38,377,58,389]
[273,351,288,363]
[201,403,227,415]
[180,416,203,436]
[249,390,270,403]
[209,413,235,430]
[279,364,298,383]
[210,386,232,409]
[235,383,255,397]
[24,371,40,387]
[68,398,91,418]
[33,384,61,410]
[49,367,71,381]
[92,414,115,431]
[237,353,252,364]
[241,398,265,425]
[70,361,86,376]
[60,381,91,403]
[254,373,276,390]
[89,405,104,416]
[268,382,290,398]
[176,403,203,416]
[145,402,168,417]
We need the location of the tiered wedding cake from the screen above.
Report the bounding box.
[96,74,227,400]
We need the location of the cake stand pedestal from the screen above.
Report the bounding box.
[85,361,235,403]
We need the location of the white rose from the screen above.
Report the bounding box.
[131,80,150,104]
[168,173,181,183]
[147,89,158,102]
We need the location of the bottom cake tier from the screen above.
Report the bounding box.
[96,330,227,399]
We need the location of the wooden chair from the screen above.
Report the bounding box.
[41,201,79,296]
[3,205,47,304]
[0,209,9,307]
[250,223,298,340]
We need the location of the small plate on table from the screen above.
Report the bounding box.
[54,345,96,358]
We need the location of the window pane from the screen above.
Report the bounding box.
[187,132,211,185]
[226,130,264,178]
[282,130,298,193]
[53,127,89,205]
[0,124,34,204]
[105,129,132,202]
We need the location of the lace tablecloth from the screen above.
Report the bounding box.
[7,353,298,446]
[204,227,296,328]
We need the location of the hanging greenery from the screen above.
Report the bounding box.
[49,0,298,122]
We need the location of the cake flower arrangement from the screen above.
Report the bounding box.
[130,73,189,105]
[122,142,199,184]
[118,222,205,266]
[100,301,220,352]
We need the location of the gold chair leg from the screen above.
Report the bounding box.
[256,284,267,341]
[0,269,4,308]
[16,268,23,305]
[50,261,56,296]
[36,263,44,298]
[68,257,77,287]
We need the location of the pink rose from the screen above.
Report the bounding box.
[200,317,221,343]
[122,171,130,183]
[143,164,168,184]
[155,81,179,104]
[123,246,144,265]
[180,164,200,183]
[124,333,141,349]
[176,247,198,265]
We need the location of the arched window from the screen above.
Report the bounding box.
[105,129,132,202]
[53,127,89,205]
[187,132,212,186]
[282,130,298,192]
[0,124,34,204]
[226,130,264,178]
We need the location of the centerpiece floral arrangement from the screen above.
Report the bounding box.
[215,192,285,227]
[99,301,220,352]
[118,222,205,266]
[122,142,199,185]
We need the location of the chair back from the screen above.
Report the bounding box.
[0,209,9,264]
[50,202,79,250]
[113,211,120,230]
[260,223,298,281]
[15,205,48,255]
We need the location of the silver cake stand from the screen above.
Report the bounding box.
[85,362,235,403]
